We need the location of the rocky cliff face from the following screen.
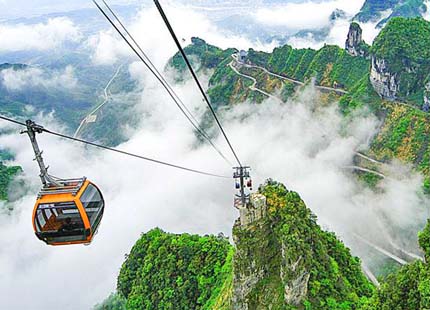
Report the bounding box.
[345,23,368,57]
[423,81,430,112]
[232,210,310,309]
[370,18,430,105]
[370,56,399,100]
[231,181,373,309]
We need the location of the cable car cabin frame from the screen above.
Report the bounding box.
[32,177,105,246]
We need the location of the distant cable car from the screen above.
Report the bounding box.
[23,120,104,246]
[246,179,252,189]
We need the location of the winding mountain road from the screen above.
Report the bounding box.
[228,60,281,102]
[230,57,389,179]
[74,64,123,138]
[353,233,408,265]
[356,152,385,165]
[343,165,387,179]
[231,54,348,96]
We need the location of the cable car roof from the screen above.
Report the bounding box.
[38,177,87,198]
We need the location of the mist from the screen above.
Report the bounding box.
[1,2,429,310]
[1,72,428,309]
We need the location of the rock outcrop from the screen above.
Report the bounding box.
[235,193,267,226]
[423,81,430,112]
[370,57,399,100]
[231,181,373,309]
[345,23,368,57]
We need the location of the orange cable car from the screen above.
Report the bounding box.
[32,178,104,246]
[24,120,105,246]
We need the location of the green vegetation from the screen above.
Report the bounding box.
[356,171,384,188]
[304,45,369,89]
[359,221,430,310]
[232,181,374,309]
[100,181,430,309]
[207,57,254,107]
[355,0,400,22]
[207,42,369,105]
[355,0,427,24]
[169,37,236,75]
[116,228,232,310]
[94,16,430,310]
[339,75,381,114]
[0,60,139,144]
[250,44,369,90]
[0,163,21,201]
[93,293,126,310]
[372,18,430,104]
[370,103,430,178]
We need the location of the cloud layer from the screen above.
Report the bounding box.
[0,76,427,309]
[0,17,81,52]
[0,65,78,90]
[253,0,364,30]
[88,4,279,66]
[0,2,427,310]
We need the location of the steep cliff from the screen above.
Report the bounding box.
[345,23,370,58]
[369,57,399,100]
[424,80,430,112]
[98,182,430,309]
[231,181,374,309]
[104,181,375,310]
[370,18,430,104]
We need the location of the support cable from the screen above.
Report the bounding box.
[153,0,243,167]
[93,0,233,166]
[0,115,230,179]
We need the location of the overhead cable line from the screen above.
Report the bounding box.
[93,0,233,166]
[0,115,230,179]
[100,0,200,127]
[100,1,199,125]
[153,0,243,167]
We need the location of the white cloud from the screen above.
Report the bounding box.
[88,4,278,66]
[0,65,78,91]
[253,0,364,30]
[287,18,381,50]
[0,2,427,309]
[0,77,427,309]
[425,1,430,21]
[0,17,81,52]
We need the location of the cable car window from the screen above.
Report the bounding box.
[36,212,46,232]
[45,209,52,219]
[35,202,86,242]
[80,184,104,226]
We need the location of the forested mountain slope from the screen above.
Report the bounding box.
[354,0,428,27]
[169,18,430,193]
[97,181,430,309]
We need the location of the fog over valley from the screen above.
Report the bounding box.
[0,1,429,309]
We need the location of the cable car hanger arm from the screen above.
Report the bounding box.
[21,120,61,187]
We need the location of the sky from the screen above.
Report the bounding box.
[0,0,139,19]
[0,1,428,309]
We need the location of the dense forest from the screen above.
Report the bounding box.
[97,181,430,309]
[111,229,232,310]
[91,16,430,310]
